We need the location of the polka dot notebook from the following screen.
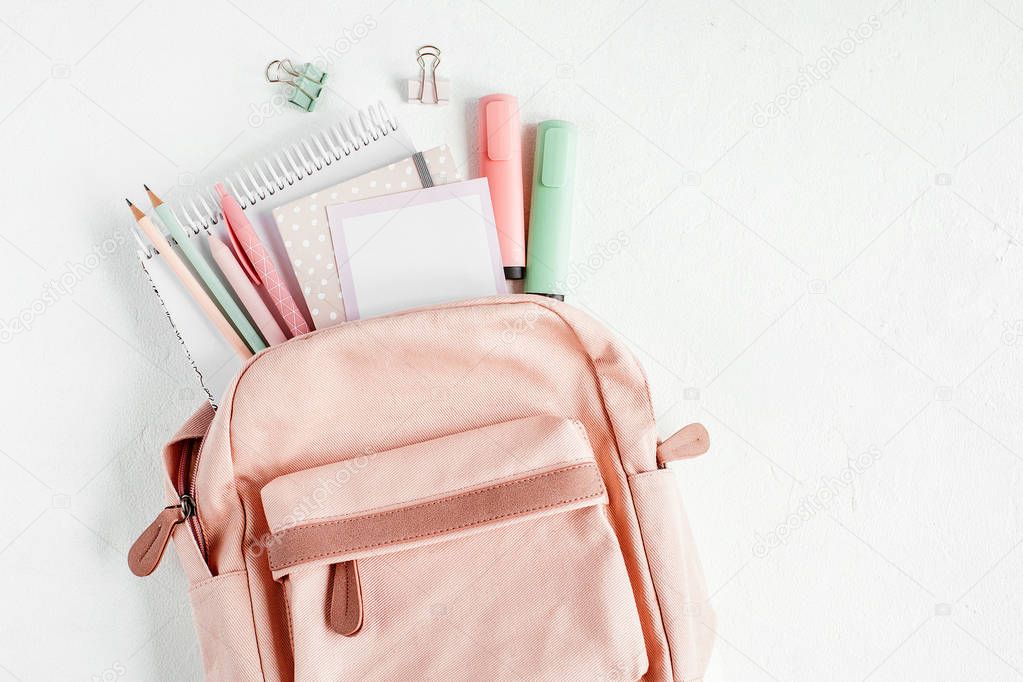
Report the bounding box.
[272,145,461,329]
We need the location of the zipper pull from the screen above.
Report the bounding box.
[128,496,194,577]
[329,560,363,636]
[656,423,710,468]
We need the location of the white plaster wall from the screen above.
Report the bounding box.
[0,1,1020,679]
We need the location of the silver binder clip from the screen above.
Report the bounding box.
[406,45,450,105]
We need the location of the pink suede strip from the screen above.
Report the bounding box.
[268,462,605,572]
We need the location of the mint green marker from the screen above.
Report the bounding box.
[144,185,268,352]
[524,120,578,301]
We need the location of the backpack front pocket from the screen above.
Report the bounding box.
[260,416,648,681]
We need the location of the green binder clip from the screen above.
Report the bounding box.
[266,59,328,112]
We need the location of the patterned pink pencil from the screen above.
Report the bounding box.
[215,183,310,338]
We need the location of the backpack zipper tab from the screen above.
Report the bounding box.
[127,497,191,577]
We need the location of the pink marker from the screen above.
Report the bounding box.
[216,183,310,338]
[479,94,525,279]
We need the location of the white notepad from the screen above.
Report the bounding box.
[328,178,507,320]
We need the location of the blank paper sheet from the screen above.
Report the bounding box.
[327,178,507,320]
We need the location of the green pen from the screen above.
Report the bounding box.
[144,185,268,352]
[524,120,578,301]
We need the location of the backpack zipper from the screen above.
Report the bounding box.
[176,438,208,561]
[128,436,209,577]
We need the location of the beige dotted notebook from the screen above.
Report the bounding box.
[272,145,461,328]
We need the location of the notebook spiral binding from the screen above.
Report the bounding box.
[170,101,398,235]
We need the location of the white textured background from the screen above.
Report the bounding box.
[1,1,1022,680]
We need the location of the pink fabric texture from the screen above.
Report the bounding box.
[630,470,716,679]
[154,295,714,681]
[284,510,647,681]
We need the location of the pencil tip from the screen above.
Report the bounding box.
[126,198,145,220]
[143,184,163,207]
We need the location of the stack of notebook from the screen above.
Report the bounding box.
[131,102,506,404]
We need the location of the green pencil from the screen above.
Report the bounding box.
[144,185,267,352]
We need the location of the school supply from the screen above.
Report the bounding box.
[525,120,578,301]
[126,199,252,358]
[266,59,328,112]
[406,45,449,104]
[271,145,461,327]
[478,94,526,279]
[208,235,288,346]
[128,296,716,682]
[145,185,267,353]
[132,238,243,405]
[327,178,507,320]
[217,183,310,338]
[139,102,414,401]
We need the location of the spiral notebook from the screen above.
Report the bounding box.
[139,102,416,403]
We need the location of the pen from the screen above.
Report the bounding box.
[144,185,267,353]
[207,235,288,346]
[126,199,252,358]
[479,94,525,279]
[216,183,310,338]
[524,120,578,301]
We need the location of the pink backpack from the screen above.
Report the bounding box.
[129,295,714,681]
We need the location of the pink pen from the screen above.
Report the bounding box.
[479,94,525,279]
[215,183,310,338]
[207,234,288,346]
